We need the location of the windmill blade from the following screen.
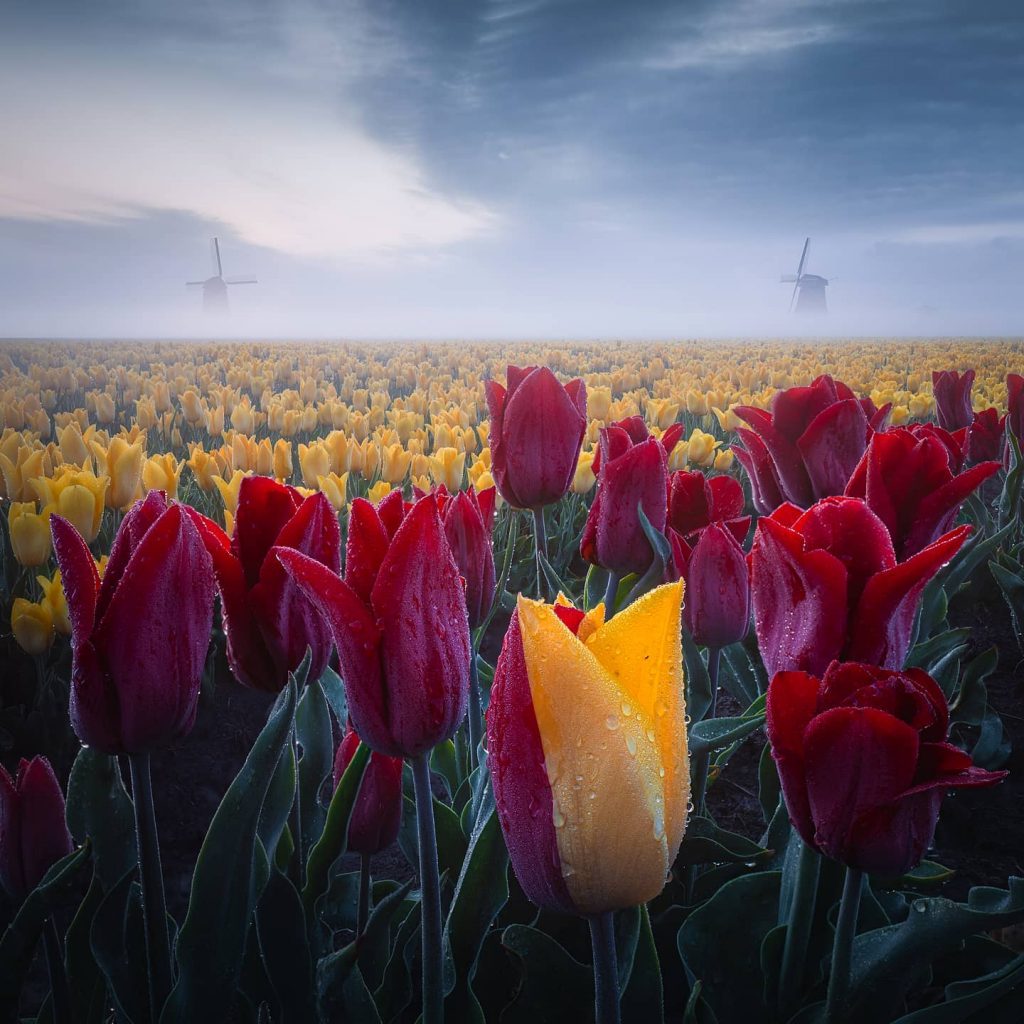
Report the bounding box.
[212,237,223,277]
[185,281,206,287]
[224,277,257,285]
[796,237,810,279]
[789,279,800,312]
[780,274,799,283]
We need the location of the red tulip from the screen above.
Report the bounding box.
[333,727,403,855]
[767,661,1006,874]
[750,496,969,679]
[0,756,73,900]
[733,375,881,510]
[51,491,215,754]
[672,522,750,648]
[434,484,497,629]
[844,427,1000,559]
[590,416,683,474]
[185,476,340,692]
[667,470,750,542]
[580,427,668,576]
[485,366,587,509]
[966,408,1006,466]
[932,370,975,432]
[275,493,471,758]
[1006,373,1024,465]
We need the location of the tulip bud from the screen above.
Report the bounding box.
[674,523,750,648]
[931,370,975,432]
[11,597,55,655]
[102,437,145,509]
[9,502,52,566]
[487,584,688,914]
[485,366,586,510]
[52,491,216,753]
[333,728,403,854]
[437,485,496,629]
[0,757,73,900]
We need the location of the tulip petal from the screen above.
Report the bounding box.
[849,526,970,669]
[0,764,24,898]
[682,523,750,648]
[93,504,214,753]
[902,460,1001,557]
[50,513,100,645]
[733,429,785,514]
[516,596,672,914]
[487,610,575,914]
[584,580,689,855]
[736,405,813,506]
[345,498,393,604]
[234,476,302,587]
[17,757,73,893]
[275,547,392,753]
[96,490,167,622]
[708,474,745,522]
[370,495,470,756]
[750,516,848,678]
[797,399,869,501]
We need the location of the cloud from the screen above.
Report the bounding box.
[0,43,496,262]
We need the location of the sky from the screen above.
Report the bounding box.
[1,0,1022,339]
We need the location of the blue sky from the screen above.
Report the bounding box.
[1,0,1022,337]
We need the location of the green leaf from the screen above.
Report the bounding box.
[677,870,782,1024]
[500,925,593,1023]
[442,807,510,1021]
[683,627,714,725]
[161,679,298,1024]
[65,747,136,889]
[303,741,371,923]
[621,905,663,1023]
[895,860,956,886]
[317,664,348,727]
[431,740,460,802]
[950,646,998,728]
[892,953,1024,1023]
[846,878,1024,1021]
[675,816,773,867]
[757,742,780,825]
[63,874,107,1024]
[991,560,1024,651]
[258,744,297,863]
[374,901,421,1022]
[256,869,317,1023]
[719,643,759,706]
[907,627,972,671]
[90,869,148,1024]
[689,711,765,756]
[0,845,91,1016]
[296,676,333,855]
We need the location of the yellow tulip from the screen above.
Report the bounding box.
[11,597,55,655]
[571,450,597,494]
[95,437,145,508]
[490,583,688,914]
[187,448,222,491]
[366,480,392,504]
[379,443,413,485]
[32,468,108,543]
[37,571,71,636]
[713,449,735,472]
[316,472,350,511]
[427,447,466,491]
[587,387,613,421]
[9,502,52,566]
[298,442,330,489]
[685,428,720,468]
[273,439,293,481]
[142,452,183,499]
[214,469,251,514]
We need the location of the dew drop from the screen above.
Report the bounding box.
[626,735,637,757]
[606,715,620,731]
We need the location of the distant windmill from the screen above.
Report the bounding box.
[186,237,256,314]
[781,237,828,314]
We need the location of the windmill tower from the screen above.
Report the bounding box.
[781,238,828,314]
[186,237,256,314]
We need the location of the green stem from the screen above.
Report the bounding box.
[467,653,483,772]
[357,852,372,939]
[532,507,548,599]
[588,911,621,1024]
[778,839,821,1019]
[412,752,443,1024]
[288,725,304,890]
[603,571,621,618]
[128,753,172,1019]
[42,917,72,1024]
[689,646,722,817]
[825,867,864,1024]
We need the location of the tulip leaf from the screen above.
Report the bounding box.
[0,844,91,1017]
[950,645,998,728]
[500,924,593,1023]
[990,559,1024,652]
[677,870,782,1024]
[257,744,297,863]
[621,905,664,1024]
[303,741,371,924]
[65,747,136,890]
[907,627,972,671]
[895,860,956,886]
[720,643,759,706]
[846,878,1024,1021]
[255,869,317,1022]
[539,550,575,602]
[374,901,421,1022]
[689,711,766,756]
[675,816,773,867]
[90,868,149,1024]
[63,873,108,1023]
[891,952,1024,1023]
[442,805,510,1020]
[317,663,348,727]
[683,627,714,725]
[757,742,781,825]
[296,676,333,855]
[431,739,460,802]
[161,679,298,1024]
[998,425,1023,530]
[357,880,415,993]
[971,707,1011,769]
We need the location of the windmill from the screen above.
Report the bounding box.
[781,237,828,314]
[186,237,256,314]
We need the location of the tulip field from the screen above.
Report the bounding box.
[3,337,1024,1024]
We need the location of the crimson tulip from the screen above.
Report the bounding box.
[733,375,885,510]
[667,469,750,542]
[186,476,340,692]
[485,366,587,509]
[581,426,669,576]
[590,416,683,474]
[931,370,975,432]
[275,493,470,758]
[672,522,750,648]
[333,727,404,855]
[767,661,1006,874]
[966,408,1006,465]
[434,484,496,629]
[0,756,73,900]
[845,426,1000,559]
[51,491,215,754]
[750,496,969,679]
[1006,373,1024,465]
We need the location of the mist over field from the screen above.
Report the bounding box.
[1,0,1022,339]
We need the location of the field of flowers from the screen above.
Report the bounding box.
[2,338,1024,1023]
